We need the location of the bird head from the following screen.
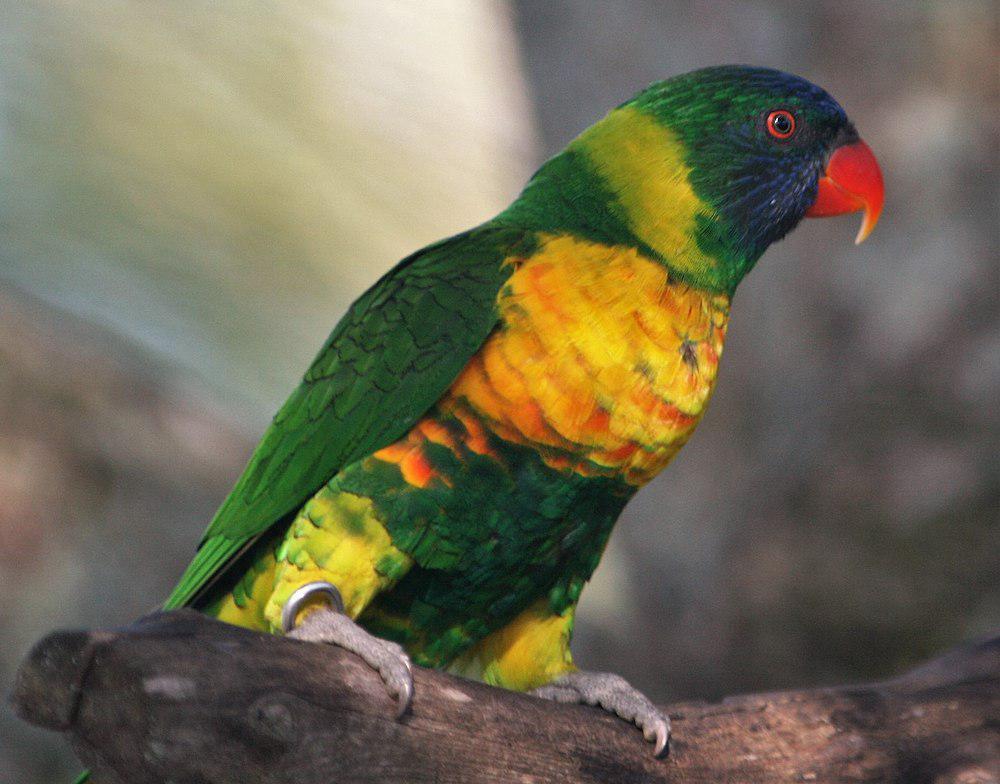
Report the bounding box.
[636,66,883,267]
[507,66,884,295]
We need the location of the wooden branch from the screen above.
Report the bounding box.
[10,611,999,783]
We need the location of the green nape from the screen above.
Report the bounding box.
[496,95,752,294]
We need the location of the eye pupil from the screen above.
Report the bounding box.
[767,109,796,139]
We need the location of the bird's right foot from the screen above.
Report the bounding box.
[532,670,671,757]
[282,581,413,717]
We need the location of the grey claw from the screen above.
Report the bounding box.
[651,717,670,758]
[395,659,414,719]
[287,599,414,720]
[378,642,413,718]
[532,671,671,758]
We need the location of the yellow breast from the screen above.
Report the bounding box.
[441,233,730,485]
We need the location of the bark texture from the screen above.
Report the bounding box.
[10,610,1000,783]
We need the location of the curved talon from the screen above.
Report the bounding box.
[395,656,414,719]
[283,583,413,720]
[532,671,671,758]
[651,718,670,758]
[373,637,414,718]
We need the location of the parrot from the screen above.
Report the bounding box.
[153,65,884,759]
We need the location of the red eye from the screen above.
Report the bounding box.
[767,109,796,139]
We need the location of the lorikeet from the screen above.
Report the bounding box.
[162,65,884,755]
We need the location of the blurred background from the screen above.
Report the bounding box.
[1,1,996,780]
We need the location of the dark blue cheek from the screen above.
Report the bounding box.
[798,167,822,212]
[726,155,822,253]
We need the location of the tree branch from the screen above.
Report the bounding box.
[10,610,999,783]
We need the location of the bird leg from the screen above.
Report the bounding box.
[531,670,671,757]
[282,581,413,717]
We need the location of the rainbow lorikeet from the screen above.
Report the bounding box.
[162,65,884,755]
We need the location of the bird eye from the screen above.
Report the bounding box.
[766,109,796,139]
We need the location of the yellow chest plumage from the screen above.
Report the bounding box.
[441,233,730,485]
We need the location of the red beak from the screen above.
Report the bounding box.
[804,139,884,244]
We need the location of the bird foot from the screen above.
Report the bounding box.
[531,670,670,757]
[284,582,413,718]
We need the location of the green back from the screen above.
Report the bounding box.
[164,225,531,609]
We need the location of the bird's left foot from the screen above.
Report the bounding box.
[531,670,671,757]
[281,581,413,718]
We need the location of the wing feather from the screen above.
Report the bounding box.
[165,225,530,609]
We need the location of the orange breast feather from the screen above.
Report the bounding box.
[440,234,730,486]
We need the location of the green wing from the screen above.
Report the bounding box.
[164,224,531,610]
